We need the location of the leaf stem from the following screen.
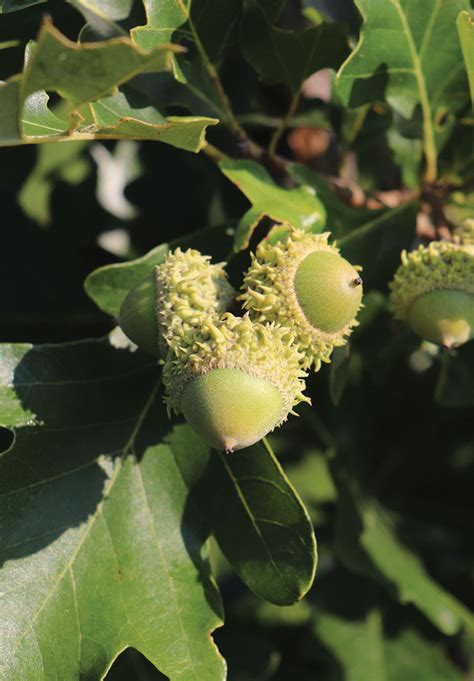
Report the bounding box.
[201,142,229,163]
[268,90,301,158]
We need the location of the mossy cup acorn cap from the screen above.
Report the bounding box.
[390,241,474,348]
[241,227,363,370]
[162,313,310,452]
[118,247,234,356]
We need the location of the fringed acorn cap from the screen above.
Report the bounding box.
[240,227,363,371]
[390,241,474,348]
[453,219,474,253]
[162,313,310,451]
[156,247,235,353]
[163,313,309,418]
[390,241,474,320]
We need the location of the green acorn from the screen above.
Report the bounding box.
[163,314,310,452]
[241,227,363,370]
[119,248,235,356]
[390,241,474,348]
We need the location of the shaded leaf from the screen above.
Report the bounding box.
[435,341,474,407]
[133,0,241,61]
[332,464,474,635]
[286,450,337,506]
[241,0,349,92]
[457,10,474,105]
[210,439,317,606]
[314,609,463,681]
[0,340,226,680]
[0,0,45,12]
[387,123,423,189]
[287,162,381,238]
[339,202,418,290]
[219,159,326,250]
[18,141,90,225]
[130,1,243,121]
[329,344,351,406]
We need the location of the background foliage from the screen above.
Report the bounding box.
[0,1,473,679]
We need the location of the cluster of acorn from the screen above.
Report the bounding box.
[119,222,474,453]
[119,228,363,452]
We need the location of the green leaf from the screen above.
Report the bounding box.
[0,22,217,151]
[24,21,176,107]
[0,340,226,680]
[84,225,233,318]
[241,0,349,92]
[435,341,474,407]
[89,91,218,150]
[339,202,418,290]
[233,208,265,251]
[219,159,326,250]
[332,464,474,635]
[70,0,132,39]
[0,79,23,144]
[314,609,463,681]
[457,10,474,106]
[210,439,317,606]
[337,0,471,181]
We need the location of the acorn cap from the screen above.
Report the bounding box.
[453,218,474,253]
[390,241,474,347]
[162,313,310,451]
[241,227,363,370]
[119,247,234,356]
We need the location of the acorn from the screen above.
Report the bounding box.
[162,314,310,452]
[241,227,363,370]
[118,248,235,356]
[390,241,474,348]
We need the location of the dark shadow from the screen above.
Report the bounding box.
[0,427,14,454]
[105,647,169,680]
[347,64,389,109]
